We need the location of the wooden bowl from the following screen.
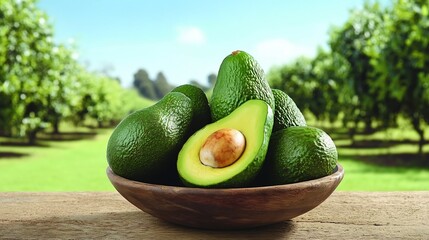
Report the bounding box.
[107,164,344,230]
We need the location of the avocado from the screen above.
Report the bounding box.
[261,126,338,185]
[272,89,306,132]
[107,92,193,184]
[210,50,275,121]
[177,100,273,188]
[172,84,211,134]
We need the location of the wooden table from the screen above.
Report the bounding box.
[0,192,427,239]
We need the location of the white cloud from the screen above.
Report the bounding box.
[253,38,315,71]
[177,26,205,45]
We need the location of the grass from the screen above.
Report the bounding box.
[337,158,429,191]
[0,121,428,191]
[326,124,429,191]
[0,127,115,191]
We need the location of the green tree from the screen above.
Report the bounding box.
[329,2,386,135]
[44,44,81,134]
[310,49,351,123]
[0,0,150,144]
[0,0,54,143]
[208,73,217,87]
[189,79,209,91]
[268,57,313,112]
[372,0,429,154]
[153,71,173,98]
[133,69,157,100]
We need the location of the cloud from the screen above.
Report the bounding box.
[253,38,315,71]
[177,26,205,45]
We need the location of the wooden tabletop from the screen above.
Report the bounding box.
[0,192,427,239]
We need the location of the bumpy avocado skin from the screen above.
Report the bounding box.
[107,92,193,184]
[172,84,211,134]
[210,50,275,122]
[272,89,306,132]
[262,126,338,185]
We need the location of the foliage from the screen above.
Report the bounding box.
[188,73,217,92]
[370,0,429,154]
[310,49,350,123]
[133,69,174,100]
[133,69,158,100]
[207,73,217,87]
[268,52,349,124]
[268,0,429,155]
[329,1,388,134]
[154,72,173,97]
[0,0,148,143]
[0,0,55,142]
[132,69,217,99]
[268,57,313,112]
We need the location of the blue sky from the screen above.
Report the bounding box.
[37,0,386,87]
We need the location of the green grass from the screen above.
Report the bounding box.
[0,121,428,191]
[0,128,114,191]
[337,158,429,191]
[330,125,429,191]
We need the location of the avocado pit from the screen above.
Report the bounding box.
[199,128,246,168]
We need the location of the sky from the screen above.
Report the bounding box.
[37,0,386,88]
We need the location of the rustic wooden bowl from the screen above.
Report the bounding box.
[107,164,344,230]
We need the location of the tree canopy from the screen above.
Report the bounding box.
[0,0,148,143]
[267,0,429,154]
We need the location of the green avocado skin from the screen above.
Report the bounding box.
[210,50,275,121]
[172,84,211,134]
[106,92,193,184]
[262,126,338,185]
[272,89,306,132]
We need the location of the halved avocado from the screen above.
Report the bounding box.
[177,100,273,188]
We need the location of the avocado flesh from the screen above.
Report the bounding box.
[177,99,273,188]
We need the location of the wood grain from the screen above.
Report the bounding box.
[0,192,428,239]
[107,165,343,229]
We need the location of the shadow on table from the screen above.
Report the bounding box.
[2,211,296,239]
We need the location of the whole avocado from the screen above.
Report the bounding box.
[106,92,193,184]
[262,126,338,185]
[210,50,275,121]
[172,84,211,134]
[272,89,306,132]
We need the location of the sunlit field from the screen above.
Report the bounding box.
[1,122,428,191]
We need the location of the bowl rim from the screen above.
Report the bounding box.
[107,163,344,193]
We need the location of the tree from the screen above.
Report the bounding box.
[372,0,429,155]
[268,57,313,112]
[44,44,81,134]
[0,0,55,143]
[133,69,157,100]
[208,73,217,87]
[153,71,173,98]
[310,49,351,124]
[0,0,149,144]
[188,79,208,92]
[329,2,387,135]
